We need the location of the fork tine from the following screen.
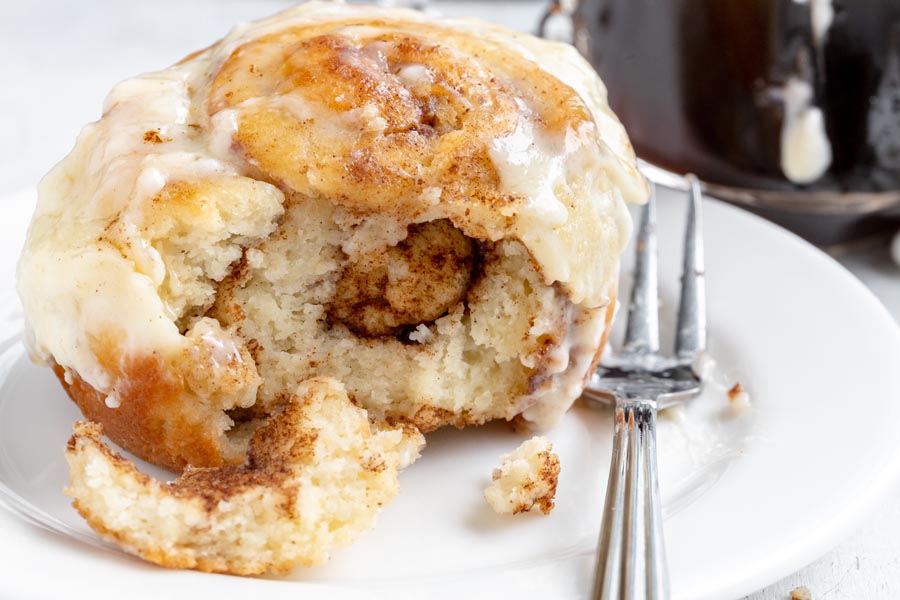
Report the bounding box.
[622,182,660,355]
[674,175,707,361]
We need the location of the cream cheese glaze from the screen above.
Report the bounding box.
[18,2,644,432]
[520,298,611,428]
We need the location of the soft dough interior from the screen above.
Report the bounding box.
[208,194,573,433]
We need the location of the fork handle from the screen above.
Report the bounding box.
[591,398,670,600]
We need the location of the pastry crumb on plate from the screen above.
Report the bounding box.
[484,436,560,515]
[727,382,752,415]
[789,585,813,600]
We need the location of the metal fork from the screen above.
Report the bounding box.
[582,177,706,600]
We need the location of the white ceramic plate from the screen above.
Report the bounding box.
[1,187,899,600]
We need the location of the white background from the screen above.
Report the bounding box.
[2,1,899,598]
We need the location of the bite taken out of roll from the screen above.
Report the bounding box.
[17,1,646,472]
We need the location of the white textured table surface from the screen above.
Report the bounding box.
[3,2,899,598]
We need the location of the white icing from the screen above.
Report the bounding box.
[18,69,243,391]
[779,77,833,184]
[521,300,608,428]
[104,392,121,409]
[208,109,240,161]
[489,113,571,227]
[396,64,433,87]
[490,105,636,307]
[187,318,245,376]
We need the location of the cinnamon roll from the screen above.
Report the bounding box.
[17,1,645,472]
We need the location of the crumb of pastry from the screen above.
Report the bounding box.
[64,377,424,575]
[142,129,170,144]
[484,436,560,515]
[727,382,751,415]
[789,585,812,600]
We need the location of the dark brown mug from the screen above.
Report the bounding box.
[542,0,900,243]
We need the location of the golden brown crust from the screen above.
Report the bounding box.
[55,361,230,472]
[208,22,589,238]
